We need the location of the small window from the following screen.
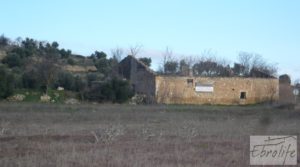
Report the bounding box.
[187,79,193,87]
[240,92,246,99]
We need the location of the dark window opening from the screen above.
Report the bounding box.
[187,79,193,87]
[240,92,246,99]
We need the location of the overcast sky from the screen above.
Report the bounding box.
[1,0,300,81]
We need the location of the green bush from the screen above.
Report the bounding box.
[55,72,75,90]
[111,78,134,103]
[95,58,110,74]
[10,48,28,58]
[84,78,133,103]
[0,34,9,47]
[2,53,24,68]
[67,58,75,65]
[72,76,86,92]
[0,66,14,99]
[60,49,72,59]
[11,69,24,89]
[22,70,40,89]
[87,73,97,87]
[55,72,86,92]
[138,57,152,67]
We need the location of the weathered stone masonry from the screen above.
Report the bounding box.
[119,56,279,105]
[119,55,156,103]
[155,76,278,105]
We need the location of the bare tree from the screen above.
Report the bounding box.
[180,56,196,69]
[128,44,143,57]
[162,47,173,64]
[237,52,278,77]
[250,54,278,77]
[12,37,23,47]
[193,51,221,77]
[200,49,217,59]
[161,47,174,74]
[251,54,264,69]
[38,58,59,95]
[179,59,189,75]
[217,57,231,68]
[111,47,124,62]
[161,47,180,74]
[33,46,60,95]
[238,52,253,76]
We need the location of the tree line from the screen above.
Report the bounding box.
[158,48,278,78]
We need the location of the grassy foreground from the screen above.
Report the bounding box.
[0,103,299,166]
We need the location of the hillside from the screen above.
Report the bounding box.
[0,35,133,103]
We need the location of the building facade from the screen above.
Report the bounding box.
[156,76,278,105]
[119,56,279,105]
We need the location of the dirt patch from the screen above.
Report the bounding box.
[0,134,96,143]
[63,65,97,73]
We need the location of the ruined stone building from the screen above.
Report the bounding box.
[279,74,297,104]
[119,55,279,105]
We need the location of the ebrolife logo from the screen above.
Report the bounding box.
[250,136,297,165]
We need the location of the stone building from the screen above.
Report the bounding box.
[278,74,294,104]
[119,55,156,103]
[119,55,279,105]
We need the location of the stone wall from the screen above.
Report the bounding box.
[155,76,279,105]
[279,84,294,104]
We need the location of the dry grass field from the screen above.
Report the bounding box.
[0,103,299,167]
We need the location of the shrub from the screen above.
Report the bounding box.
[10,48,28,58]
[67,58,75,65]
[0,34,10,47]
[95,58,110,74]
[87,73,98,87]
[11,69,24,89]
[22,70,40,89]
[55,72,86,92]
[2,53,23,68]
[55,72,75,90]
[138,57,152,67]
[111,78,134,103]
[84,78,133,103]
[60,49,72,59]
[0,66,14,99]
[72,76,86,92]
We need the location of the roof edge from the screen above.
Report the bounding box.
[126,55,157,75]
